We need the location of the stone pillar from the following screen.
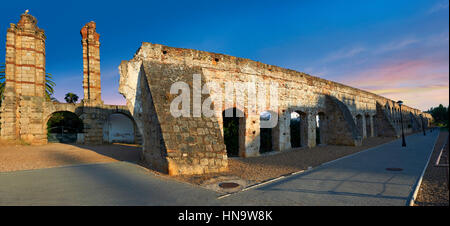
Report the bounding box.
[362,115,367,138]
[244,114,260,157]
[277,109,291,151]
[80,21,102,105]
[307,112,316,148]
[0,12,47,144]
[80,22,104,144]
[369,115,374,137]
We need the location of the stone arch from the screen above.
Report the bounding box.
[222,107,246,157]
[259,110,277,154]
[290,110,308,148]
[103,112,137,144]
[44,110,84,143]
[316,111,327,145]
[355,114,364,138]
[365,113,372,137]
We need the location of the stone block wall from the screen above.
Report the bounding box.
[0,12,47,144]
[0,13,141,146]
[119,42,431,175]
[80,22,102,104]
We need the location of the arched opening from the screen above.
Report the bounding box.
[365,114,371,137]
[260,111,273,153]
[103,113,136,144]
[46,111,83,143]
[316,112,326,145]
[355,114,363,138]
[222,108,245,157]
[290,111,307,148]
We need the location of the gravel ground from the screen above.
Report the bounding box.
[174,136,397,185]
[0,142,142,172]
[414,130,449,206]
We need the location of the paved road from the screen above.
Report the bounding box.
[0,162,220,205]
[220,130,440,206]
[0,130,439,205]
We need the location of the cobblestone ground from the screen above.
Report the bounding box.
[414,130,449,206]
[0,142,141,172]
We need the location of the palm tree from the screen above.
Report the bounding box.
[0,63,56,102]
[45,72,56,101]
[64,92,79,104]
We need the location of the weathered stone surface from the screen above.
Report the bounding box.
[0,13,142,146]
[119,42,432,175]
[0,13,432,177]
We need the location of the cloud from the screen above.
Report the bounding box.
[370,85,448,96]
[323,46,366,62]
[336,58,449,110]
[373,38,419,54]
[427,0,449,14]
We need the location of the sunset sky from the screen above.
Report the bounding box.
[1,0,448,111]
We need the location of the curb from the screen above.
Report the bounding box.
[217,169,306,200]
[407,130,441,206]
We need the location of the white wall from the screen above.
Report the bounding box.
[103,113,135,143]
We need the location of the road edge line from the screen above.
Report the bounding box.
[407,130,441,206]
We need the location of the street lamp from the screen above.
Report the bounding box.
[397,100,406,147]
[420,114,426,136]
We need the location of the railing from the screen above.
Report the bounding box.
[47,126,82,143]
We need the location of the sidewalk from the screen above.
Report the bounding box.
[219,130,440,206]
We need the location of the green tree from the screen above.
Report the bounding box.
[427,104,449,128]
[47,111,83,134]
[0,63,56,103]
[45,72,56,100]
[64,92,79,103]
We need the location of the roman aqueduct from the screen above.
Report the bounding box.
[1,12,432,175]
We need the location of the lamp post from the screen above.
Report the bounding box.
[397,100,406,147]
[420,114,426,136]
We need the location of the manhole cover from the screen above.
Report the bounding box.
[386,168,403,171]
[219,182,240,189]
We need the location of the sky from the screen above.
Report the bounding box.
[0,0,448,111]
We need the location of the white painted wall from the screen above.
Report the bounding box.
[103,113,135,143]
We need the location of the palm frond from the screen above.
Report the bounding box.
[44,72,56,100]
[0,63,56,102]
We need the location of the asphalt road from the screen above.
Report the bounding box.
[0,130,439,206]
[219,130,440,206]
[0,162,220,205]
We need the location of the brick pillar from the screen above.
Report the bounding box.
[0,11,47,144]
[80,21,102,105]
[80,22,104,144]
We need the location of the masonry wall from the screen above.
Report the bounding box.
[119,42,431,175]
[0,13,47,144]
[0,13,142,146]
[80,21,102,104]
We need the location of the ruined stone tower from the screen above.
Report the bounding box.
[80,21,102,105]
[0,11,47,144]
[0,13,141,146]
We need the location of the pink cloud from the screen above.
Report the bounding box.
[336,59,449,110]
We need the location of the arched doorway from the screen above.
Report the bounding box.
[316,112,326,145]
[355,114,363,138]
[103,113,136,144]
[222,108,245,157]
[290,111,307,148]
[260,111,273,153]
[365,114,371,137]
[46,111,83,143]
